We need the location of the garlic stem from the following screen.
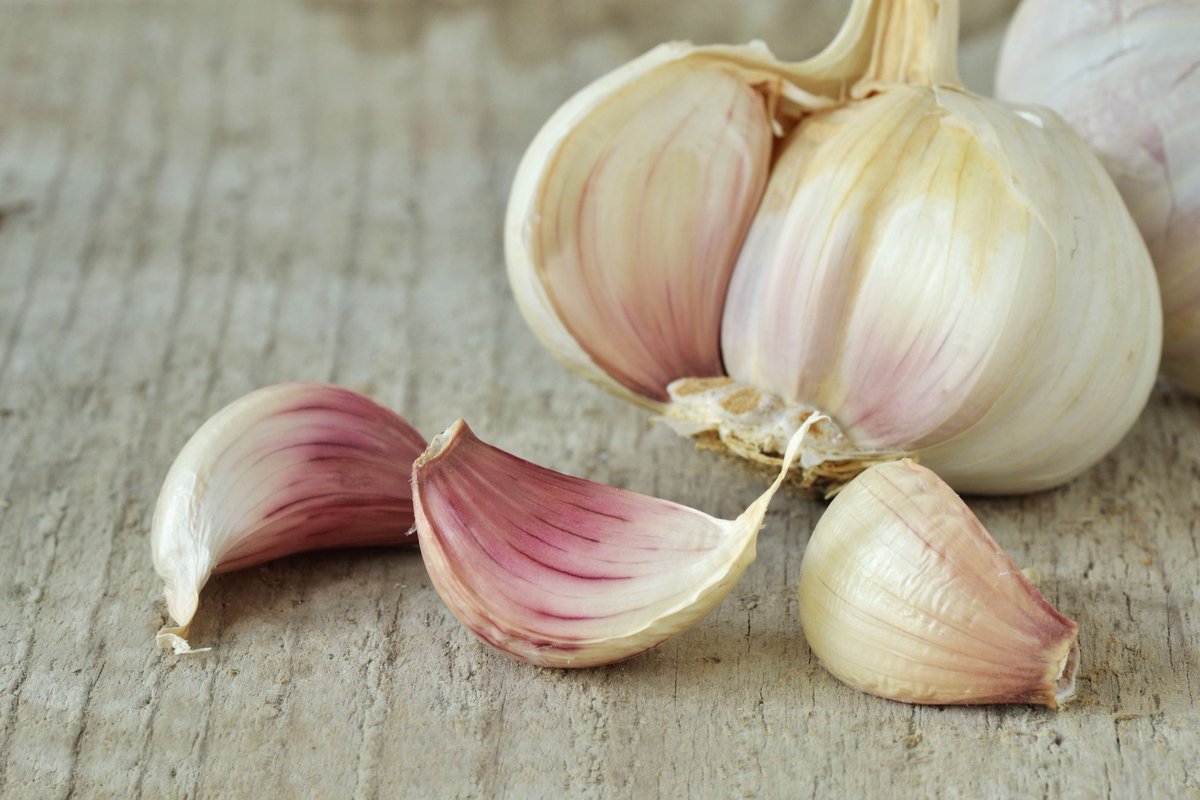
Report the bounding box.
[151,383,426,652]
[859,0,963,90]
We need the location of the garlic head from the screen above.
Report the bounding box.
[506,0,1161,494]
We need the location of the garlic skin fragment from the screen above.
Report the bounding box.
[997,0,1200,394]
[151,383,426,652]
[797,459,1080,707]
[412,417,817,668]
[506,0,1162,494]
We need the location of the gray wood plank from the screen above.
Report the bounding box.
[0,2,1196,799]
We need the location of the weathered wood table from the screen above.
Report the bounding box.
[1,1,1196,797]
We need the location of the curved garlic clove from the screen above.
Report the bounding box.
[151,383,426,652]
[509,57,773,403]
[798,459,1080,707]
[506,0,1162,495]
[997,0,1200,394]
[412,416,818,668]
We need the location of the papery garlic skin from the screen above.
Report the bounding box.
[798,459,1080,707]
[412,417,816,668]
[151,383,426,651]
[506,0,1162,494]
[997,0,1200,394]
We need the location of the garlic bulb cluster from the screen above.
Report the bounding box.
[997,0,1200,394]
[151,383,425,653]
[413,416,818,667]
[506,0,1162,494]
[798,459,1079,707]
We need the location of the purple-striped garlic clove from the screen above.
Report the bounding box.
[412,416,820,668]
[798,459,1080,707]
[997,0,1200,395]
[508,57,775,405]
[151,382,426,653]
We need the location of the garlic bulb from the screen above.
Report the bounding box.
[412,416,819,668]
[997,0,1200,394]
[798,459,1079,707]
[506,0,1161,494]
[151,383,426,653]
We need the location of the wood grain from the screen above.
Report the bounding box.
[0,1,1195,798]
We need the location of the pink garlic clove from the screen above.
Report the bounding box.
[151,382,426,652]
[412,417,818,668]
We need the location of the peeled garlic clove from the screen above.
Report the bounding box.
[506,0,1162,495]
[151,383,426,652]
[997,0,1200,395]
[798,459,1080,707]
[412,416,817,668]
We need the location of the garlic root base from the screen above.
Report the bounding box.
[1054,641,1081,708]
[154,625,211,655]
[661,377,902,495]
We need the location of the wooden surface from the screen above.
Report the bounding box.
[0,1,1196,797]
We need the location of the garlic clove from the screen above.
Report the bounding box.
[509,54,775,404]
[720,86,1030,450]
[797,459,1080,707]
[151,383,426,652]
[412,416,818,668]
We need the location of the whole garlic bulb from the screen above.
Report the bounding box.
[506,0,1161,494]
[997,0,1200,394]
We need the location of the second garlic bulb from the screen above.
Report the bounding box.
[997,0,1200,395]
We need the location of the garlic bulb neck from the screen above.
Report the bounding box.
[859,0,963,90]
